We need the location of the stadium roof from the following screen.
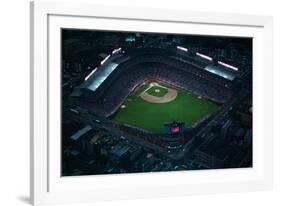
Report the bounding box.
[84,62,119,92]
[70,125,92,141]
[71,53,131,97]
[111,143,130,157]
[203,65,236,81]
[80,54,121,92]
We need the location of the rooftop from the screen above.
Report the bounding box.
[70,125,92,141]
[203,65,236,81]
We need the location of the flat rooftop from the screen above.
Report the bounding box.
[203,65,236,81]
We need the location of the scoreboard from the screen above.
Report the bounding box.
[164,121,185,136]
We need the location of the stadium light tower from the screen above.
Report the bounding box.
[100,55,111,65]
[196,52,213,61]
[177,46,188,52]
[217,61,239,71]
[84,67,97,81]
[112,47,122,54]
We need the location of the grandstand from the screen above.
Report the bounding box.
[72,47,235,117]
[68,46,246,151]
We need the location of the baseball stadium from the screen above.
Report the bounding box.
[62,30,253,175]
[69,44,243,153]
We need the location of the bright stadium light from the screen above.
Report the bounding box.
[100,55,111,65]
[218,61,239,71]
[112,47,122,54]
[177,46,188,52]
[84,67,97,81]
[196,52,213,61]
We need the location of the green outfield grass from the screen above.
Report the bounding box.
[112,81,219,133]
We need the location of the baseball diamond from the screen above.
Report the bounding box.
[112,80,218,133]
[139,82,177,103]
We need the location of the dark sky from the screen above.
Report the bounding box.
[62,29,252,52]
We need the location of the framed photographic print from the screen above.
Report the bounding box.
[30,0,273,205]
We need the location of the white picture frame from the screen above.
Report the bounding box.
[30,0,273,205]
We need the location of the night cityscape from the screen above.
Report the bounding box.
[61,29,252,176]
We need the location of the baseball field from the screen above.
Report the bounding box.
[112,81,219,133]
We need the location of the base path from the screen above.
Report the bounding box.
[139,83,178,103]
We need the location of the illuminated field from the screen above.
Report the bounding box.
[112,81,219,133]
